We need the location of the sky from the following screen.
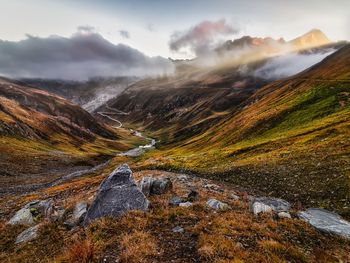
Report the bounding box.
[0,0,349,59]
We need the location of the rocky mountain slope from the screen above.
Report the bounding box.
[139,44,350,217]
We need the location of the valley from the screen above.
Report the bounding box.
[1,26,350,262]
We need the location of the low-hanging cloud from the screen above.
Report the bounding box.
[169,19,239,56]
[0,27,174,80]
[253,49,336,79]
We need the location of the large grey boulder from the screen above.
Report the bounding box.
[253,197,290,212]
[84,164,149,225]
[15,225,40,244]
[298,208,350,239]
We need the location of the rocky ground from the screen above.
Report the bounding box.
[1,162,350,263]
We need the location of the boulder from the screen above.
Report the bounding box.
[15,225,40,244]
[253,197,290,212]
[84,164,149,225]
[150,178,172,195]
[8,199,54,225]
[8,207,34,225]
[230,193,240,201]
[207,199,229,211]
[251,202,272,215]
[298,208,350,239]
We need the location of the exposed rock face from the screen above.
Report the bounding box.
[84,164,149,225]
[207,199,229,211]
[15,225,40,244]
[298,208,350,239]
[253,197,290,212]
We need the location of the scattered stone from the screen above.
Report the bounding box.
[253,197,290,212]
[150,178,172,195]
[83,164,149,225]
[278,212,292,219]
[8,207,34,225]
[204,183,223,192]
[179,202,193,207]
[230,193,240,201]
[207,199,229,211]
[139,177,153,196]
[187,190,199,201]
[172,226,184,233]
[298,208,350,239]
[15,225,40,244]
[251,202,273,215]
[169,196,183,206]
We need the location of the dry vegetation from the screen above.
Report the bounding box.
[1,167,350,262]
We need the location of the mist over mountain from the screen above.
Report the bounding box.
[0,27,174,80]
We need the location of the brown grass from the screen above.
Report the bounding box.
[65,239,95,263]
[119,231,159,263]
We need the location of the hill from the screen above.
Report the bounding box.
[0,77,143,187]
[138,44,350,217]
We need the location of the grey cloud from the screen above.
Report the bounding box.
[0,28,174,80]
[169,19,239,56]
[119,30,130,39]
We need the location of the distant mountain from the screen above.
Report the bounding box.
[21,76,138,112]
[290,29,331,49]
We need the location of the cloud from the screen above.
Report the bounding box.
[0,27,174,80]
[119,30,130,39]
[252,49,336,79]
[169,19,239,56]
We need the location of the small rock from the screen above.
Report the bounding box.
[51,207,65,221]
[204,184,223,192]
[278,212,292,219]
[169,196,183,206]
[150,178,172,195]
[139,177,153,196]
[253,197,290,212]
[207,199,229,211]
[172,226,184,233]
[187,190,199,201]
[179,202,193,207]
[298,208,350,239]
[230,193,240,201]
[251,202,272,215]
[15,225,40,244]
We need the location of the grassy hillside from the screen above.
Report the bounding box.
[139,45,350,217]
[0,78,145,186]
